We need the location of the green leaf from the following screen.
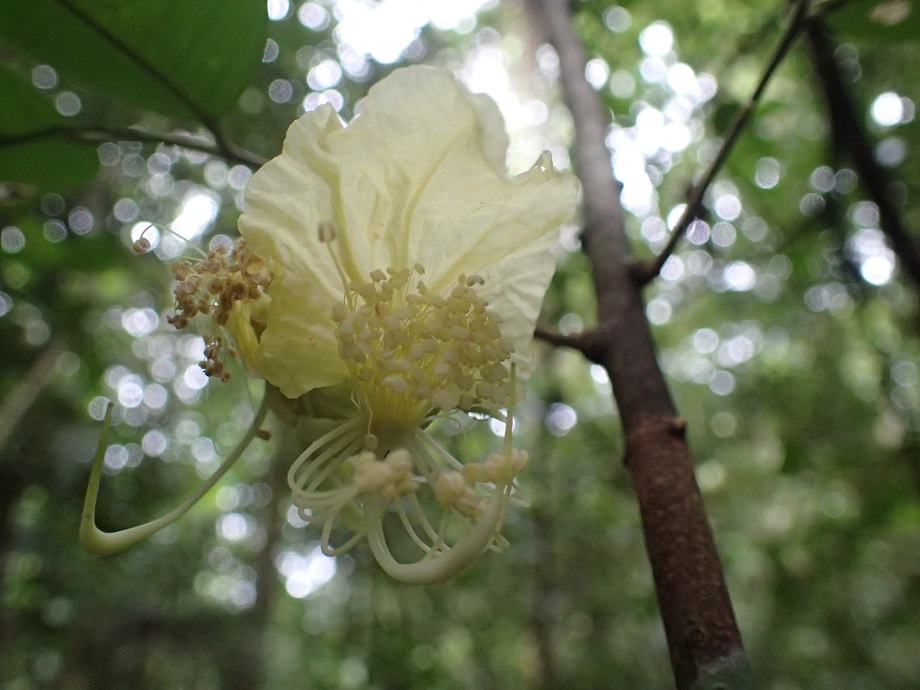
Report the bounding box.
[0,0,267,122]
[0,68,64,136]
[826,0,920,43]
[0,139,98,192]
[0,68,97,191]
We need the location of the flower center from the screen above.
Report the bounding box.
[331,266,514,438]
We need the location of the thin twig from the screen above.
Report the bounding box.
[0,124,267,169]
[641,0,813,284]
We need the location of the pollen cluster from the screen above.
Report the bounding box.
[167,240,272,380]
[332,266,514,427]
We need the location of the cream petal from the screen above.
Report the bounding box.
[239,106,353,395]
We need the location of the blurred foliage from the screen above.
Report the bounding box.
[1,0,920,689]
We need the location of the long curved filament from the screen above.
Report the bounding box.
[80,392,271,556]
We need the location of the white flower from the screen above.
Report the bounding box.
[81,66,577,584]
[241,66,576,398]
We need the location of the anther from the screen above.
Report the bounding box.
[318,221,336,243]
[132,237,151,254]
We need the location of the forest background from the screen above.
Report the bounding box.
[1,0,920,688]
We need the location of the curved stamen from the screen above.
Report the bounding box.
[365,487,506,584]
[287,417,363,491]
[362,365,523,583]
[81,391,271,556]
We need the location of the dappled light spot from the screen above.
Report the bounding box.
[303,89,344,111]
[603,5,631,32]
[708,369,736,396]
[31,64,57,89]
[217,512,250,542]
[171,190,219,241]
[585,58,609,90]
[141,429,168,457]
[660,256,684,282]
[696,459,726,490]
[116,375,144,409]
[0,292,13,318]
[723,261,756,292]
[709,412,737,439]
[298,2,330,30]
[849,228,896,286]
[43,220,67,243]
[267,0,290,21]
[1,226,25,253]
[268,78,294,103]
[809,165,835,192]
[686,219,710,245]
[54,92,81,117]
[693,328,719,354]
[875,136,907,167]
[799,192,826,218]
[545,403,578,436]
[646,297,672,325]
[834,168,858,194]
[276,545,337,598]
[870,91,908,127]
[639,22,673,57]
[307,59,343,90]
[754,157,781,189]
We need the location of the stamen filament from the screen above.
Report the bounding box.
[287,418,363,490]
[366,488,506,585]
[80,392,271,556]
[396,498,436,553]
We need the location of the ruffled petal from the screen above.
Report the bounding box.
[239,65,578,397]
[239,105,352,395]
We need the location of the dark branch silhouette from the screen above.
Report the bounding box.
[0,124,268,169]
[529,1,752,687]
[805,19,920,294]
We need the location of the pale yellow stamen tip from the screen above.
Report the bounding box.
[333,267,513,432]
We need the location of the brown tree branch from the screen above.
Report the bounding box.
[642,0,812,284]
[533,326,607,363]
[804,19,920,293]
[529,1,752,687]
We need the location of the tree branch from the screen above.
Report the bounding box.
[529,1,751,687]
[804,19,920,294]
[533,326,607,363]
[0,124,267,169]
[641,0,812,284]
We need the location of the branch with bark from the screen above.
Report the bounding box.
[528,1,752,687]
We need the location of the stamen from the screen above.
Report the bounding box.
[365,485,507,584]
[167,238,272,381]
[318,222,353,307]
[80,392,271,556]
[333,269,514,436]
